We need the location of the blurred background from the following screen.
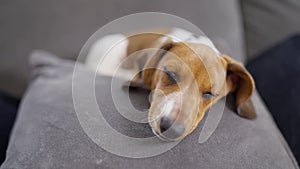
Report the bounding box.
[0,0,300,165]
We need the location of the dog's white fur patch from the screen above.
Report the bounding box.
[167,28,220,54]
[85,34,129,77]
[167,28,194,42]
[162,99,175,117]
[158,92,181,118]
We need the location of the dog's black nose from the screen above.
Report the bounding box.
[160,117,185,139]
[160,117,173,133]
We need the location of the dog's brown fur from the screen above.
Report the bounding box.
[124,31,256,141]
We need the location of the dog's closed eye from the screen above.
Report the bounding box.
[202,92,217,99]
[163,66,179,84]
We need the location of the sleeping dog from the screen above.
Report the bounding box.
[85,28,256,141]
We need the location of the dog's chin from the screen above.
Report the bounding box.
[151,128,184,142]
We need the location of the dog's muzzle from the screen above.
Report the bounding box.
[159,116,185,140]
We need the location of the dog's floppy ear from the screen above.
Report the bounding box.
[222,55,257,119]
[142,39,174,88]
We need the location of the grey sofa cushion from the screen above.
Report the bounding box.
[241,0,300,59]
[0,0,245,98]
[1,51,298,169]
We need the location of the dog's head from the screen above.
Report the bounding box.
[142,41,256,141]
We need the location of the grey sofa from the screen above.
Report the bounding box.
[0,0,300,168]
[0,50,297,168]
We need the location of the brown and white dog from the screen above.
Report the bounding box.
[85,28,256,141]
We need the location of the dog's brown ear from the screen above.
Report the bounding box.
[142,39,174,88]
[222,55,257,119]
